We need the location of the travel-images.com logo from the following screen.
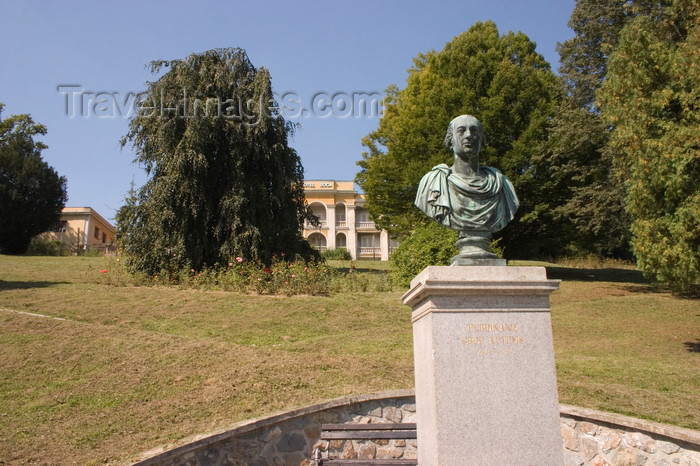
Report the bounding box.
[58,85,385,125]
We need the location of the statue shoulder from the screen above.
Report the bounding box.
[419,163,450,183]
[480,165,503,177]
[418,163,450,194]
[431,163,451,175]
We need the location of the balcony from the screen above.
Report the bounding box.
[304,220,327,229]
[358,247,381,258]
[356,221,376,230]
[335,221,347,228]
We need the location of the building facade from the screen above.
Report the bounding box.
[38,207,116,254]
[302,180,397,260]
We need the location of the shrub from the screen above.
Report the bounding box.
[321,248,352,261]
[96,255,336,296]
[81,247,103,257]
[390,223,458,288]
[391,223,507,288]
[25,238,72,256]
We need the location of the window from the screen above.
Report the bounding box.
[335,204,346,222]
[94,226,99,239]
[50,221,67,232]
[102,232,107,244]
[358,234,379,248]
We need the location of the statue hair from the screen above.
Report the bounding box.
[444,115,486,150]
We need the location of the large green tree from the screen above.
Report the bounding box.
[117,48,314,274]
[0,103,67,254]
[545,0,636,258]
[356,21,560,257]
[598,0,699,289]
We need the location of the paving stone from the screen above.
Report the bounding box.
[581,434,600,462]
[562,423,580,451]
[597,429,622,453]
[658,441,681,455]
[402,403,416,412]
[358,443,377,459]
[580,422,599,436]
[622,432,657,454]
[329,439,343,449]
[383,407,403,423]
[561,417,578,428]
[610,446,649,465]
[196,448,222,466]
[276,433,306,452]
[304,426,320,439]
[341,441,357,459]
[562,449,584,466]
[262,426,283,443]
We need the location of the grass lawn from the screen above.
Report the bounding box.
[0,255,698,464]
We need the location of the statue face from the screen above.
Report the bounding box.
[451,115,483,158]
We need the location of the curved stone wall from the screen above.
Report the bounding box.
[560,404,700,465]
[133,390,700,466]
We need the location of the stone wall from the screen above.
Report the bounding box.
[133,390,416,466]
[560,405,700,466]
[133,390,700,466]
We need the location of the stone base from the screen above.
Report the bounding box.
[402,266,563,466]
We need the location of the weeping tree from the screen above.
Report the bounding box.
[117,48,315,275]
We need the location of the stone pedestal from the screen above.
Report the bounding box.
[402,266,563,466]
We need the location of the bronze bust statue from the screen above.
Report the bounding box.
[415,115,519,265]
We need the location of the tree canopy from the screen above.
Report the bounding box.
[598,0,700,289]
[0,103,67,254]
[544,0,635,258]
[356,21,560,257]
[117,48,314,275]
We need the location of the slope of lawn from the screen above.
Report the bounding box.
[0,255,697,464]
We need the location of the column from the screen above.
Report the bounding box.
[380,230,389,261]
[327,204,336,250]
[347,205,357,260]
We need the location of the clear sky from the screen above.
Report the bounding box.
[0,0,575,222]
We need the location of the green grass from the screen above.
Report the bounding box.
[0,255,698,464]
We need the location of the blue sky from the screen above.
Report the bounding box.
[0,0,575,222]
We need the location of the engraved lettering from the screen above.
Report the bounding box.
[461,337,484,345]
[463,322,523,355]
[468,323,518,332]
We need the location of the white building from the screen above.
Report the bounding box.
[302,180,398,260]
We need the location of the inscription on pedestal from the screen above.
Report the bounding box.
[404,266,563,465]
[461,322,524,356]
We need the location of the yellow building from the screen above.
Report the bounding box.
[38,207,116,254]
[302,180,398,260]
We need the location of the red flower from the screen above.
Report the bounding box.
[100,269,107,274]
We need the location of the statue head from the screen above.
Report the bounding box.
[444,115,486,161]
